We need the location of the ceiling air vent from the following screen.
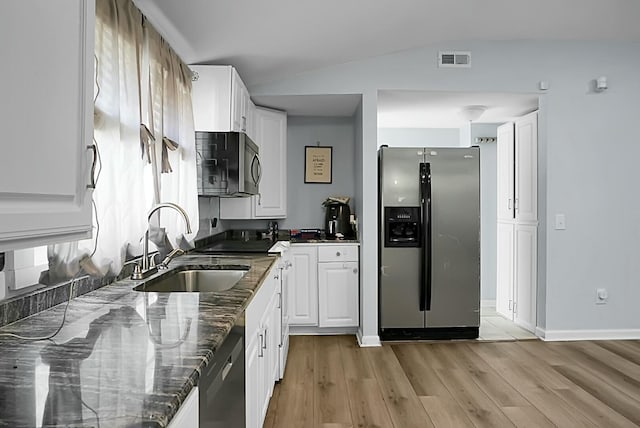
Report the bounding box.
[438,51,471,68]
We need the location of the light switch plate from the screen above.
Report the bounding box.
[555,214,566,230]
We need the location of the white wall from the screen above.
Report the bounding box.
[250,40,640,338]
[377,128,460,147]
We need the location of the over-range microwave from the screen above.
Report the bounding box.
[195,131,261,196]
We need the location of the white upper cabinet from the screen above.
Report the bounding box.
[191,65,253,139]
[0,0,95,251]
[515,112,538,223]
[496,112,538,224]
[220,107,287,219]
[497,123,515,221]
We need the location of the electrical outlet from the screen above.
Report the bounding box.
[595,288,609,305]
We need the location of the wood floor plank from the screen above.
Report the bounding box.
[552,363,640,425]
[551,386,638,428]
[337,334,376,380]
[367,346,435,428]
[391,344,451,397]
[453,343,531,407]
[314,336,353,426]
[469,343,600,427]
[549,342,640,403]
[597,340,640,365]
[271,336,315,427]
[346,378,395,428]
[567,341,640,383]
[263,382,281,428]
[500,406,555,428]
[434,367,515,428]
[419,396,475,428]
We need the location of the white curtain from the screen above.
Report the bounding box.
[49,0,198,281]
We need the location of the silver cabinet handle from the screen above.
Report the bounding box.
[258,332,264,358]
[262,329,268,350]
[508,198,512,210]
[87,145,97,189]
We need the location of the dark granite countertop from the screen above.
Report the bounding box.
[290,239,360,244]
[0,254,277,428]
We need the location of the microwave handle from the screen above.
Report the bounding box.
[251,154,262,186]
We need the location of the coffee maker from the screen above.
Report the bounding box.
[324,201,353,239]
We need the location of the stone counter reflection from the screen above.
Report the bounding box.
[0,254,276,427]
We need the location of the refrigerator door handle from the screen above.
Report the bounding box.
[419,162,432,311]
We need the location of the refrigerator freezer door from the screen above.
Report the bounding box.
[379,248,425,329]
[425,148,480,328]
[380,148,424,207]
[379,147,425,329]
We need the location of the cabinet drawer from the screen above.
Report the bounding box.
[317,245,358,262]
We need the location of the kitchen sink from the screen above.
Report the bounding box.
[134,265,250,293]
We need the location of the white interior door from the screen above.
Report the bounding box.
[497,122,515,221]
[514,223,537,332]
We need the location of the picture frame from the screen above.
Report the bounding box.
[304,146,333,183]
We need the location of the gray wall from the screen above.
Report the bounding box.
[472,124,499,303]
[250,40,640,337]
[377,128,460,147]
[284,116,358,229]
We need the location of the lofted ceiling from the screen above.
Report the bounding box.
[133,0,638,126]
[135,0,640,87]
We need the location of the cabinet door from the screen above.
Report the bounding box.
[245,333,261,428]
[0,0,94,251]
[496,222,515,320]
[219,107,287,220]
[168,386,199,428]
[515,112,538,223]
[246,100,257,142]
[230,68,252,134]
[254,107,287,218]
[289,246,318,325]
[497,122,515,221]
[191,65,233,132]
[318,261,359,327]
[514,224,537,332]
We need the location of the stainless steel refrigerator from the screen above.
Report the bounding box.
[378,146,480,340]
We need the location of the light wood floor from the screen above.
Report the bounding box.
[264,335,640,428]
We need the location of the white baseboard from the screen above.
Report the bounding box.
[289,326,357,336]
[356,331,381,347]
[537,327,640,341]
[481,299,496,308]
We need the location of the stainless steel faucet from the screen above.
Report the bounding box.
[132,202,192,280]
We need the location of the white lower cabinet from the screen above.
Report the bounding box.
[496,221,537,332]
[514,224,537,332]
[168,386,199,428]
[496,221,515,320]
[290,244,360,329]
[245,262,283,428]
[288,245,318,325]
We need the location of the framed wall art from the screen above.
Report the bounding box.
[304,146,332,183]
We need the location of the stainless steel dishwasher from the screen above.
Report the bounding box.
[199,315,245,427]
